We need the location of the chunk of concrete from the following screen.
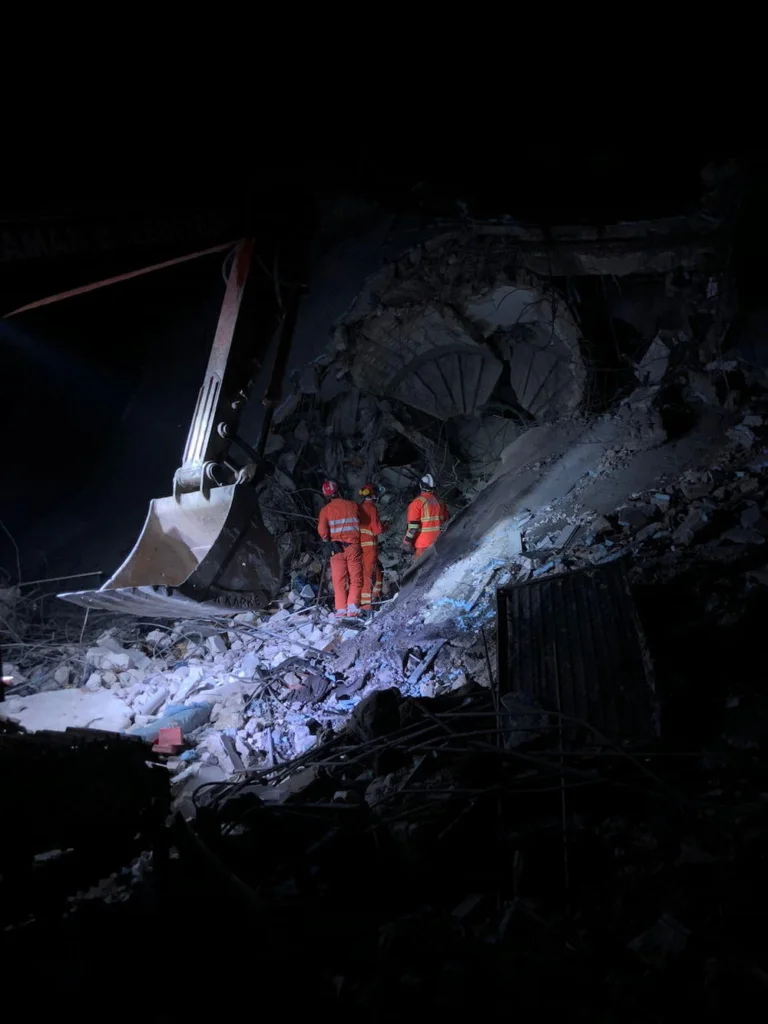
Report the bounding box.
[135,685,168,716]
[3,689,133,733]
[195,680,258,704]
[84,671,103,691]
[741,505,768,534]
[146,629,170,648]
[94,636,124,654]
[617,505,653,530]
[728,424,756,448]
[679,470,713,501]
[552,524,579,550]
[203,731,245,774]
[210,700,244,730]
[233,611,258,625]
[635,522,663,544]
[635,335,670,385]
[590,515,612,537]
[127,648,152,670]
[53,664,71,686]
[85,647,108,669]
[205,635,227,655]
[239,652,262,678]
[673,508,709,546]
[333,644,358,673]
[102,651,131,671]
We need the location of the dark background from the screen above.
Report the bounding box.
[0,144,757,584]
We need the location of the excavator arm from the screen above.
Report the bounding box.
[57,238,301,617]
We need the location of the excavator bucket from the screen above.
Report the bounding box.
[58,483,281,617]
[56,237,300,618]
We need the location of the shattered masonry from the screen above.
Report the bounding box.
[9,169,768,1010]
[4,165,766,911]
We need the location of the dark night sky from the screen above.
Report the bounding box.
[0,144,758,583]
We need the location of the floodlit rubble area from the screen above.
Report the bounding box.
[9,176,768,1011]
[5,354,768,810]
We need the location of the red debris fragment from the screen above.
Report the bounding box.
[152,726,184,755]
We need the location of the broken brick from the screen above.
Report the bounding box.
[152,726,184,755]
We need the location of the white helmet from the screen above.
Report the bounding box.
[421,473,435,489]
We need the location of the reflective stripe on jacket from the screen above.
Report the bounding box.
[405,492,449,546]
[358,499,384,548]
[317,498,360,544]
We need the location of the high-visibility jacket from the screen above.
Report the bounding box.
[405,491,449,549]
[358,499,384,549]
[317,498,360,544]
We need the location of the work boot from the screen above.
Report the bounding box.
[345,603,361,618]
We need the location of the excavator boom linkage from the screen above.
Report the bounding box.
[59,238,298,618]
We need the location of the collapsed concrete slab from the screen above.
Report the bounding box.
[2,689,134,733]
[467,285,585,421]
[349,306,503,420]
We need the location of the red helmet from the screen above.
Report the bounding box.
[359,482,377,498]
[322,480,339,498]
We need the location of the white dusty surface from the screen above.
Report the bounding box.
[3,689,134,733]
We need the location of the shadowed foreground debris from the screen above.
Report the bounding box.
[4,164,768,1017]
[5,667,768,1018]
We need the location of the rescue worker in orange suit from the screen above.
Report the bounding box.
[317,480,364,618]
[402,474,449,558]
[358,483,389,610]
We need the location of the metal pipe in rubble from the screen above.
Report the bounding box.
[256,286,302,459]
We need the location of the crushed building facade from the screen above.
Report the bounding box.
[8,165,768,1011]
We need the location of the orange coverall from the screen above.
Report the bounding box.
[317,497,363,616]
[358,498,386,608]
[405,491,449,557]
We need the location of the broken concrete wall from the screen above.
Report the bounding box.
[332,201,732,434]
[252,192,737,581]
[340,266,585,426]
[467,284,585,421]
[347,306,503,420]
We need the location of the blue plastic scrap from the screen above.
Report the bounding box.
[434,596,473,612]
[596,547,629,564]
[533,561,556,578]
[128,702,212,742]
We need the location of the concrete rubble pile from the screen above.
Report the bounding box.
[2,585,377,808]
[248,177,737,586]
[5,301,763,819]
[7,348,768,812]
[306,358,768,712]
[171,683,768,1015]
[1,163,748,810]
[8,169,768,1010]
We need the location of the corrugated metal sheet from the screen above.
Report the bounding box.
[497,560,657,744]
